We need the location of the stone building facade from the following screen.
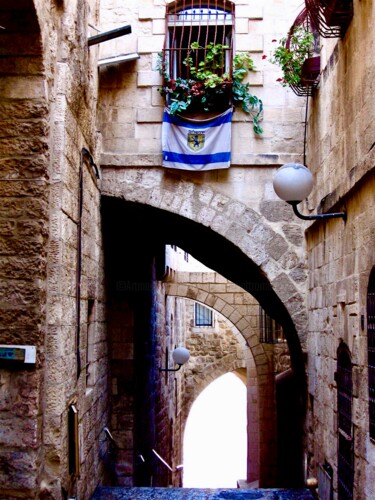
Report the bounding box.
[0,0,374,499]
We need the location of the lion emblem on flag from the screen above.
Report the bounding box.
[187,131,205,151]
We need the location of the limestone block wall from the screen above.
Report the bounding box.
[306,174,375,499]
[306,0,375,213]
[304,1,375,498]
[0,1,51,497]
[0,1,109,499]
[39,0,108,494]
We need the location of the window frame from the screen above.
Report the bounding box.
[163,0,235,82]
[194,302,214,327]
[258,306,285,344]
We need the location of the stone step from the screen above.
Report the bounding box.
[92,487,315,499]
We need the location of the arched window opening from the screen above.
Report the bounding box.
[183,372,246,487]
[337,344,354,500]
[367,267,375,440]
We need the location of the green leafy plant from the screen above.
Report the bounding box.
[231,52,263,135]
[269,26,316,87]
[158,42,263,134]
[184,41,229,81]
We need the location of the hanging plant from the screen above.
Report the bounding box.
[158,42,263,135]
[269,26,316,87]
[231,52,263,135]
[267,9,321,96]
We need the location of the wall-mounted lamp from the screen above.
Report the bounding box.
[273,163,346,221]
[159,347,190,372]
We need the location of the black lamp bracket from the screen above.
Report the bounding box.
[159,364,182,373]
[290,201,346,221]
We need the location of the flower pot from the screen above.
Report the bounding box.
[300,56,320,86]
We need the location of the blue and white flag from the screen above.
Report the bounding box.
[162,108,232,171]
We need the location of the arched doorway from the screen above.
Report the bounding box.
[183,372,247,488]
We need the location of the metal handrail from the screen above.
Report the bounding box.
[152,449,173,472]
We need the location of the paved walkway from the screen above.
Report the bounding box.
[92,487,315,499]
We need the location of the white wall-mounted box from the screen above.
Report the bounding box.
[0,345,36,364]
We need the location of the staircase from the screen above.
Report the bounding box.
[92,487,315,499]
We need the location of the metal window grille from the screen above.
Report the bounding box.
[163,0,234,81]
[305,0,353,38]
[258,306,285,344]
[195,302,213,326]
[367,267,375,440]
[337,345,354,500]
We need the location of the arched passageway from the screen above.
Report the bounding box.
[183,372,247,488]
[101,196,306,488]
[102,196,305,376]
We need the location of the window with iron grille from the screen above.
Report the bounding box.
[195,302,213,326]
[258,306,285,344]
[163,0,234,78]
[337,344,354,500]
[367,267,375,440]
[162,0,234,111]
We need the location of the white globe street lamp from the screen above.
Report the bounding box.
[159,347,190,372]
[272,163,346,221]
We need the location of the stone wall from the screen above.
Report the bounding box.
[39,0,108,496]
[305,0,375,498]
[306,174,375,499]
[0,1,109,498]
[0,1,50,496]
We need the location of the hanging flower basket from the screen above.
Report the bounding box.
[270,9,320,97]
[305,0,353,38]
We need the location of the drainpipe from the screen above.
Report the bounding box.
[76,148,100,379]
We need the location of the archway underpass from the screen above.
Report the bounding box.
[183,372,247,488]
[101,196,306,489]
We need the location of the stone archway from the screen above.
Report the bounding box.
[101,195,306,381]
[165,276,275,486]
[101,171,308,351]
[101,196,307,487]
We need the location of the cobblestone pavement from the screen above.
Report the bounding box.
[92,487,316,499]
